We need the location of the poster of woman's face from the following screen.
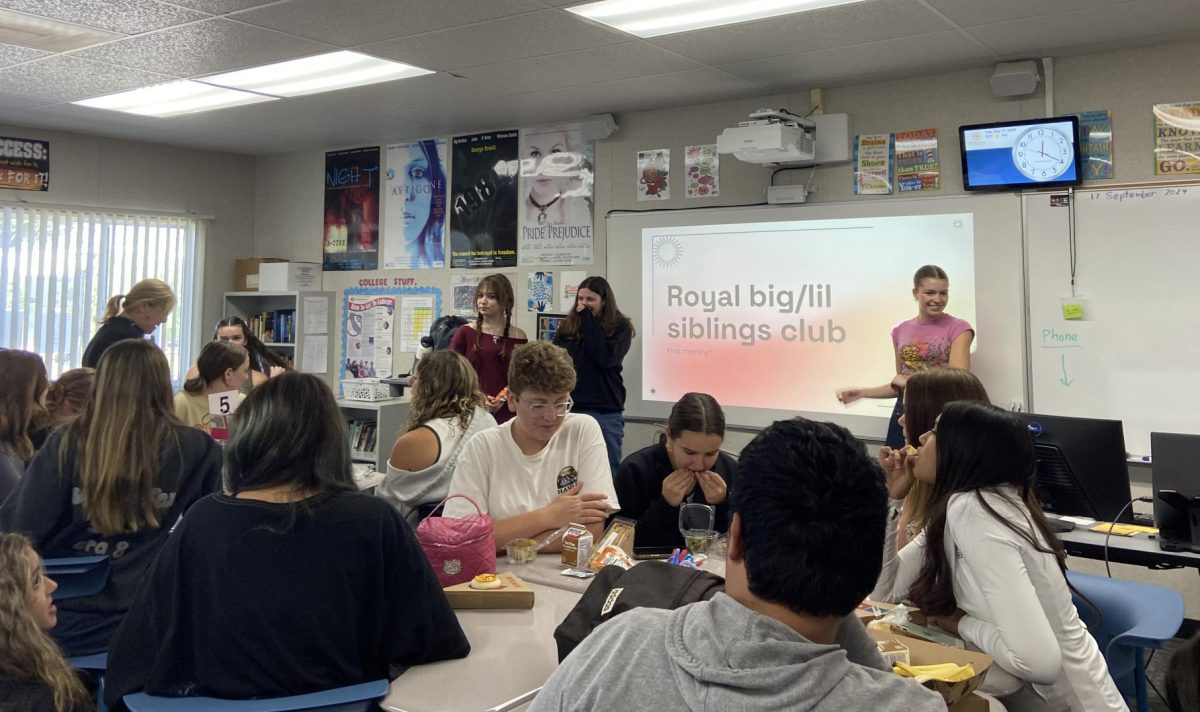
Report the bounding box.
[518,126,594,266]
[383,139,447,270]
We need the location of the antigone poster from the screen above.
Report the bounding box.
[383,139,448,269]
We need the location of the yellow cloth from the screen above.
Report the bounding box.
[893,661,976,683]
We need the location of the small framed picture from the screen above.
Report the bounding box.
[537,313,568,342]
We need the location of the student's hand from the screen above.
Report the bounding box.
[268,366,286,378]
[575,301,587,314]
[661,469,697,507]
[484,395,504,412]
[878,446,916,501]
[836,387,862,405]
[890,374,908,391]
[547,483,610,527]
[695,470,727,505]
[929,608,967,637]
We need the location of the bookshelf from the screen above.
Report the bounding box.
[223,291,335,386]
[336,397,411,472]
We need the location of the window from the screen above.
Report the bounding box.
[0,204,203,384]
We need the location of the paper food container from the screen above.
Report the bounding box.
[867,626,993,710]
[443,572,535,610]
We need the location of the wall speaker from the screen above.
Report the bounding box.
[991,61,1041,97]
[578,113,619,141]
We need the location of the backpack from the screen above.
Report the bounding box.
[553,561,725,662]
[421,315,468,351]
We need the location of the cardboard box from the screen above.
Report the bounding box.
[258,261,321,292]
[234,257,287,291]
[876,637,910,666]
[867,627,993,709]
[443,572,535,610]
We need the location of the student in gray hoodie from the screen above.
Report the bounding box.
[531,417,946,712]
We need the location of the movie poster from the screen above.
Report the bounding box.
[383,139,447,269]
[324,146,380,271]
[518,126,594,265]
[450,130,519,268]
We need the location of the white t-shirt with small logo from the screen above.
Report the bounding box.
[444,413,619,521]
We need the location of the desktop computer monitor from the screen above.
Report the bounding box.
[1014,412,1134,524]
[1150,432,1200,548]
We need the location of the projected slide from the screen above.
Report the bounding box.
[641,214,976,419]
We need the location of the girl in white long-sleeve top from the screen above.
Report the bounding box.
[873,400,1127,711]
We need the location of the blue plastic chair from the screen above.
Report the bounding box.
[67,652,108,712]
[43,554,109,601]
[1067,571,1184,712]
[123,679,389,711]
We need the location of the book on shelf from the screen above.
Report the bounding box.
[347,418,378,455]
[245,309,296,344]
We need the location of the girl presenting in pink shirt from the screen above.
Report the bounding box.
[837,265,974,448]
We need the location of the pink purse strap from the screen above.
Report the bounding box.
[419,493,484,526]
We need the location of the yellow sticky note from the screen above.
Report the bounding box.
[1061,303,1084,320]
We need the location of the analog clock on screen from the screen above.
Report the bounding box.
[1012,126,1073,181]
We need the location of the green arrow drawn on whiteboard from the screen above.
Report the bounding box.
[1059,353,1073,387]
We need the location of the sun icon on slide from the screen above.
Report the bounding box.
[653,236,682,267]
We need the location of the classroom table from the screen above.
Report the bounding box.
[380,580,581,712]
[495,552,726,593]
[1057,526,1200,570]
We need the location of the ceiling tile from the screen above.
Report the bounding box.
[532,68,764,114]
[718,30,995,89]
[169,0,279,13]
[235,0,545,46]
[0,89,52,114]
[965,0,1200,58]
[0,41,47,68]
[0,102,150,132]
[312,73,513,117]
[645,0,952,66]
[0,0,205,35]
[356,9,629,71]
[0,55,174,102]
[72,18,332,76]
[923,0,1134,28]
[458,42,702,92]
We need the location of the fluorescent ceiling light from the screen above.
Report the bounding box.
[198,51,433,98]
[73,81,276,118]
[0,8,122,52]
[567,0,867,38]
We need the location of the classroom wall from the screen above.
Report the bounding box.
[0,122,258,340]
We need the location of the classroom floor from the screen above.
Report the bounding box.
[1145,634,1187,712]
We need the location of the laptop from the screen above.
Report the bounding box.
[1149,432,1200,552]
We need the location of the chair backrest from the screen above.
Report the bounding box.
[123,679,389,711]
[44,555,110,601]
[1067,571,1184,673]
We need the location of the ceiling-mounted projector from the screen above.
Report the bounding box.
[717,109,815,164]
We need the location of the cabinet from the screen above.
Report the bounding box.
[223,291,334,386]
[336,397,411,473]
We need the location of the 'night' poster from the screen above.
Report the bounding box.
[450,130,518,269]
[323,146,380,271]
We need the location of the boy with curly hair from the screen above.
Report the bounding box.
[444,341,618,551]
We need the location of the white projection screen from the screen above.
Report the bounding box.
[607,194,1026,439]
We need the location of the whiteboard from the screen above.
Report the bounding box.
[607,194,1026,438]
[1025,182,1200,456]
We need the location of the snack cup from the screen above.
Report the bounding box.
[505,538,536,564]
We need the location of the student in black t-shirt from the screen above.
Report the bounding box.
[105,372,469,708]
[0,340,221,657]
[0,533,92,712]
[81,278,175,368]
[614,392,737,548]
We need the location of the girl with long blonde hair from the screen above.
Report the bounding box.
[378,350,496,525]
[0,533,92,712]
[81,278,175,368]
[0,339,221,657]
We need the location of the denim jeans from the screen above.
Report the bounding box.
[577,409,624,476]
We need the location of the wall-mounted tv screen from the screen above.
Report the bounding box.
[959,116,1083,191]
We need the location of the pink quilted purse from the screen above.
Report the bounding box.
[416,494,496,587]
